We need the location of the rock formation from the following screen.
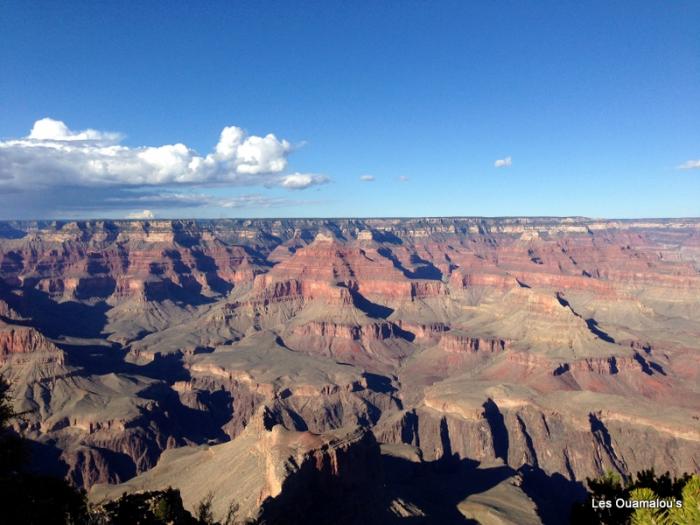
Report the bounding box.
[0,217,698,522]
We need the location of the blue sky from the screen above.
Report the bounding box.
[1,1,698,219]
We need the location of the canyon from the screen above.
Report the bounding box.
[1,217,699,524]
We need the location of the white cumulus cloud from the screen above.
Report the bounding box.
[359,175,375,182]
[0,118,321,189]
[28,117,123,142]
[494,156,512,168]
[279,173,330,190]
[677,159,700,170]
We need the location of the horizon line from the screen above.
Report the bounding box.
[1,215,700,223]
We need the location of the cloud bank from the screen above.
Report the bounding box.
[494,156,512,168]
[0,118,325,188]
[0,118,328,217]
[359,175,375,182]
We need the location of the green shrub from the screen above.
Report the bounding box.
[571,469,698,524]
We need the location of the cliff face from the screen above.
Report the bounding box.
[0,324,63,361]
[1,217,699,522]
[91,410,388,524]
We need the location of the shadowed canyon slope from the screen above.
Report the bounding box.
[1,217,699,523]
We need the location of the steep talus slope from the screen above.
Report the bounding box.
[1,217,699,522]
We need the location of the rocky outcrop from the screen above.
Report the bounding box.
[404,381,700,482]
[440,333,508,354]
[0,297,20,320]
[0,324,64,365]
[289,320,410,343]
[91,411,386,524]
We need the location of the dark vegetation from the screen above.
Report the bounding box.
[571,469,699,524]
[94,490,242,525]
[0,375,244,525]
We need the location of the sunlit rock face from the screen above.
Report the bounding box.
[1,217,699,522]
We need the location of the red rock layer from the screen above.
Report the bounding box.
[0,324,64,365]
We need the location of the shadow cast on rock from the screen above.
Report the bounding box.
[136,382,232,445]
[379,453,509,524]
[4,288,111,339]
[58,342,191,384]
[376,248,443,281]
[518,464,587,525]
[348,288,394,319]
